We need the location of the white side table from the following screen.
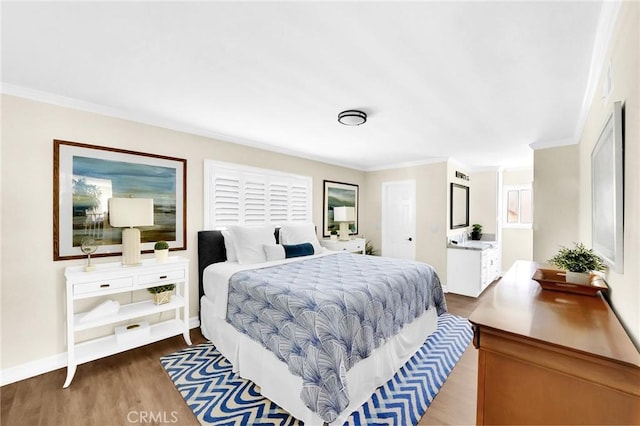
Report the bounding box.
[320,238,366,254]
[63,256,191,387]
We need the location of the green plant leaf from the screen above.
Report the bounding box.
[548,243,606,273]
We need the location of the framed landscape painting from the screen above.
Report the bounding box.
[53,140,187,260]
[323,180,358,237]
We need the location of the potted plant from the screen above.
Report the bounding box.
[330,230,338,241]
[147,284,175,305]
[548,242,606,285]
[470,224,483,240]
[365,240,377,256]
[154,241,169,263]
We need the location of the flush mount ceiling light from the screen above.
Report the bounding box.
[338,110,367,126]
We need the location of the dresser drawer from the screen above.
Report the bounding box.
[138,269,185,286]
[74,277,133,295]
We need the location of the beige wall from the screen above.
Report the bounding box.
[502,168,533,270]
[533,2,639,345]
[503,168,533,186]
[532,144,580,262]
[362,162,448,281]
[469,170,498,236]
[577,1,639,345]
[0,94,365,370]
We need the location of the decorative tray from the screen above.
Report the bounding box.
[532,268,608,296]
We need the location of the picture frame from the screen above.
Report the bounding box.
[323,180,359,237]
[591,101,624,273]
[53,140,187,260]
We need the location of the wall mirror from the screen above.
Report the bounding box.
[450,183,469,229]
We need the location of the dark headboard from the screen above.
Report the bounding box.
[197,228,280,311]
[197,230,227,304]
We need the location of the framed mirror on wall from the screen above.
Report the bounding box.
[450,183,469,229]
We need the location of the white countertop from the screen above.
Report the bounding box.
[447,240,497,250]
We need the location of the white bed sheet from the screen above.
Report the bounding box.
[200,253,439,425]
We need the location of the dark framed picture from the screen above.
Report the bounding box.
[592,101,624,273]
[53,140,187,260]
[323,180,359,237]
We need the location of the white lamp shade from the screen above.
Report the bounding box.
[108,198,154,227]
[334,206,355,222]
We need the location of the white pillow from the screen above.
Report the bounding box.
[279,223,321,253]
[228,225,276,264]
[263,244,285,261]
[221,230,237,262]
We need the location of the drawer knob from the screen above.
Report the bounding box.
[159,275,168,279]
[99,284,110,288]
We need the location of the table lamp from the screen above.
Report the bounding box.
[333,206,355,241]
[108,197,154,266]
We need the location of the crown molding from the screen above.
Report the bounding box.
[529,137,576,150]
[572,0,622,142]
[0,83,369,171]
[364,156,449,172]
[526,2,622,153]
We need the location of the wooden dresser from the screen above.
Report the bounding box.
[469,261,640,425]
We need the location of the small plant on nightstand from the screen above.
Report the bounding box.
[154,240,169,263]
[147,284,175,305]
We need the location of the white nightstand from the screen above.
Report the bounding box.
[63,256,191,388]
[320,238,366,254]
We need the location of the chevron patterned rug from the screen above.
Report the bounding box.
[161,313,472,425]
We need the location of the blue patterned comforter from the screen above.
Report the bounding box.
[226,252,446,422]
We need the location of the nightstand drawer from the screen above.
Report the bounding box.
[74,277,133,295]
[138,269,185,286]
[338,241,363,251]
[320,238,366,253]
[350,241,364,251]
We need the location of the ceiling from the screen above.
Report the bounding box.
[1,1,606,171]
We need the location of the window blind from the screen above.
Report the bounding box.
[204,160,312,229]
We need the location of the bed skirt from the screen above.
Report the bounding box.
[200,295,438,425]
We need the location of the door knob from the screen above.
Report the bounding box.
[407,237,413,241]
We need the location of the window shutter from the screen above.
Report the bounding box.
[212,174,240,227]
[204,160,312,229]
[290,183,309,223]
[243,174,266,225]
[269,181,289,225]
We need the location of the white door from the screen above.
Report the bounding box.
[382,180,416,260]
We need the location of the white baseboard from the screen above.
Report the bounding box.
[0,352,68,387]
[1,316,201,387]
[189,316,201,329]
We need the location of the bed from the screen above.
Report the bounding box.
[198,225,446,425]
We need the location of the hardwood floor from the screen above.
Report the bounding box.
[1,288,493,426]
[418,287,495,426]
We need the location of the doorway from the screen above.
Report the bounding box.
[381,180,416,260]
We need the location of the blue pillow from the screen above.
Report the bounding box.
[283,242,315,258]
